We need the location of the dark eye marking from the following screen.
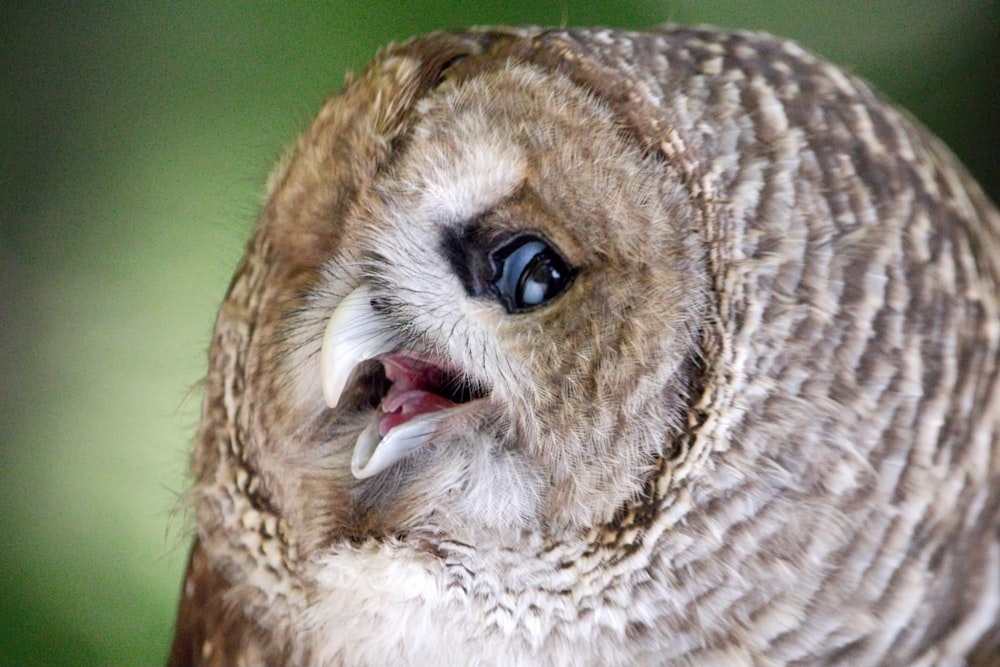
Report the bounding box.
[440,225,577,313]
[439,224,495,298]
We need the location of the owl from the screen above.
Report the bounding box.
[168,26,1000,666]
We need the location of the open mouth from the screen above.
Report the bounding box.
[378,353,482,436]
[320,287,487,478]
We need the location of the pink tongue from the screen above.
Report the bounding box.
[378,390,454,436]
[377,354,456,437]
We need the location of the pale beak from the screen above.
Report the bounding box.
[320,286,448,479]
[320,286,397,409]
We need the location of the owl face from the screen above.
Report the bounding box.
[284,63,708,538]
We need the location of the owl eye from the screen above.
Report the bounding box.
[490,235,575,313]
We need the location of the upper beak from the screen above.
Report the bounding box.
[320,286,397,408]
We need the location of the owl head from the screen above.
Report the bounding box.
[284,58,710,541]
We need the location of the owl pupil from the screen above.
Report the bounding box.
[491,235,575,313]
[519,254,560,305]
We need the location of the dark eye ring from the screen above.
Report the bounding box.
[490,234,576,313]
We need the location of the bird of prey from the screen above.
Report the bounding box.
[168,26,1000,666]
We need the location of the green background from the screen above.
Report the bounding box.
[2,2,997,665]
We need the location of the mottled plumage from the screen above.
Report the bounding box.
[169,26,1000,666]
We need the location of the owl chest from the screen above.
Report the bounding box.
[297,546,656,667]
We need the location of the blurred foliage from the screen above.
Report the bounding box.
[1,2,996,665]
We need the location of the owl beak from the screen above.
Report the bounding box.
[322,285,488,479]
[321,286,467,479]
[320,286,398,409]
[349,410,447,479]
